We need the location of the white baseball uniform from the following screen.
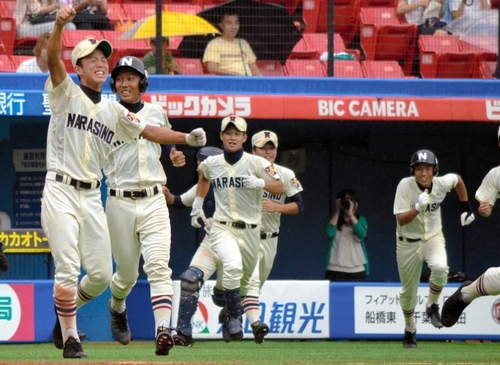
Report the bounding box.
[247,163,303,297]
[41,75,145,309]
[198,153,281,293]
[393,174,458,311]
[104,102,174,324]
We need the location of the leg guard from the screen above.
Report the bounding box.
[177,267,204,336]
[212,287,226,307]
[222,288,243,341]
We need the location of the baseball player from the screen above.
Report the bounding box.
[163,146,224,347]
[243,130,304,343]
[441,127,500,327]
[393,149,475,349]
[104,56,199,356]
[190,116,285,342]
[44,7,206,359]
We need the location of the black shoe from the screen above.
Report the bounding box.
[426,303,443,329]
[63,336,87,359]
[251,321,269,344]
[441,281,473,328]
[173,333,195,347]
[403,330,417,348]
[225,316,243,341]
[108,300,131,345]
[155,327,174,356]
[53,316,63,349]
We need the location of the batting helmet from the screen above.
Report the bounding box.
[409,149,439,176]
[110,56,149,93]
[197,146,223,162]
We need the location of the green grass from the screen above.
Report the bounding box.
[1,340,500,364]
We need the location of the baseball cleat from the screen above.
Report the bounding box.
[155,327,174,356]
[53,316,63,350]
[63,336,87,359]
[426,303,443,329]
[173,333,195,347]
[251,321,269,344]
[108,300,131,345]
[441,281,473,328]
[402,330,417,348]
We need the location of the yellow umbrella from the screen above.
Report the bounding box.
[119,10,220,40]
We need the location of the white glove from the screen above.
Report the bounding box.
[185,128,207,147]
[244,175,265,189]
[460,212,475,226]
[415,189,429,212]
[190,196,205,228]
[204,217,214,235]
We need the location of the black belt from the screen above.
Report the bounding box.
[55,174,100,190]
[109,186,160,199]
[399,236,421,243]
[260,232,279,239]
[219,221,257,229]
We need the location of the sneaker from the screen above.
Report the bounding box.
[63,336,87,359]
[441,281,473,328]
[251,321,269,344]
[402,330,417,348]
[173,333,195,347]
[155,327,174,356]
[426,303,443,329]
[108,300,131,345]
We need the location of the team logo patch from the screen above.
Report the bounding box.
[126,112,141,124]
[265,164,278,177]
[290,177,301,189]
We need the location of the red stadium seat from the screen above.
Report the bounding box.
[256,60,286,76]
[164,4,203,14]
[0,54,15,72]
[106,3,127,28]
[478,61,497,79]
[101,30,151,69]
[62,30,105,70]
[302,0,361,46]
[285,59,326,77]
[361,60,405,77]
[418,35,475,78]
[330,60,364,77]
[255,0,301,15]
[298,33,361,60]
[0,1,16,55]
[359,0,397,6]
[359,7,417,76]
[122,3,162,22]
[458,38,498,78]
[176,57,204,75]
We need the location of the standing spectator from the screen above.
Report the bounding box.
[14,0,75,38]
[393,149,475,348]
[16,32,50,73]
[202,12,262,76]
[143,37,182,75]
[72,0,114,30]
[325,189,369,281]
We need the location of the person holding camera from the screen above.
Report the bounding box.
[325,189,369,281]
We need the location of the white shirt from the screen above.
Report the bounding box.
[16,58,45,73]
[475,165,500,205]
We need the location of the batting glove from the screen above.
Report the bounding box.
[185,128,207,147]
[204,217,214,235]
[415,189,429,212]
[190,196,205,228]
[244,175,265,189]
[460,201,475,226]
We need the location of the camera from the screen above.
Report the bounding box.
[341,199,351,212]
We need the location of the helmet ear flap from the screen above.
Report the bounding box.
[110,76,116,93]
[139,70,149,93]
[409,167,414,176]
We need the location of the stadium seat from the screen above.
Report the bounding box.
[302,0,361,46]
[101,30,151,69]
[122,3,162,22]
[458,38,498,78]
[359,0,396,6]
[62,30,105,70]
[255,0,301,15]
[285,59,326,77]
[106,3,126,28]
[176,57,204,75]
[359,7,417,76]
[256,60,286,76]
[168,36,183,57]
[418,35,475,78]
[297,33,361,60]
[329,60,364,77]
[0,1,16,55]
[164,4,203,14]
[478,61,497,79]
[361,60,405,77]
[10,55,33,71]
[0,55,15,72]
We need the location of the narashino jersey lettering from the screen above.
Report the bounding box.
[211,177,245,189]
[67,113,115,144]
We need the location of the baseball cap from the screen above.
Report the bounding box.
[221,115,247,132]
[197,146,223,161]
[252,130,278,148]
[72,38,113,68]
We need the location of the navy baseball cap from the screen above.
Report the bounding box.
[197,146,223,161]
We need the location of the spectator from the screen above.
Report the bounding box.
[325,189,369,281]
[14,0,75,38]
[143,37,182,75]
[72,0,114,30]
[450,0,491,20]
[202,12,262,76]
[16,32,50,73]
[397,0,449,35]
